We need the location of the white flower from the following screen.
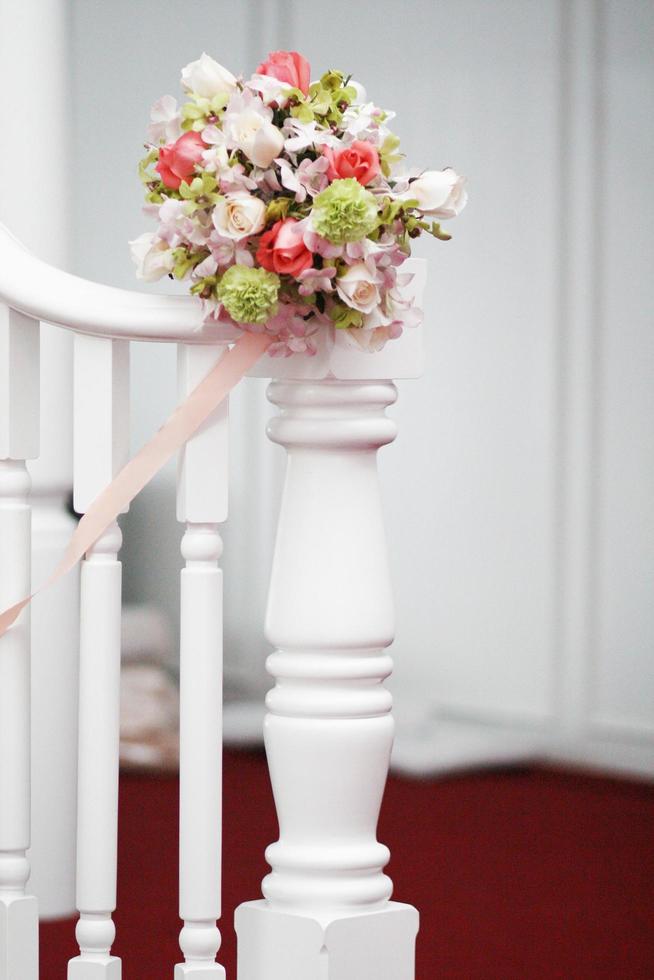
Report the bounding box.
[222,91,285,168]
[341,102,395,147]
[157,198,212,248]
[345,303,403,351]
[147,95,181,145]
[181,53,237,99]
[282,117,339,154]
[208,232,254,268]
[202,143,229,174]
[212,192,266,240]
[246,120,285,167]
[336,262,382,314]
[193,255,218,278]
[129,232,175,282]
[345,324,398,352]
[246,73,289,107]
[200,126,230,174]
[403,168,467,218]
[349,80,367,104]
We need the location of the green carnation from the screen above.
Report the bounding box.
[312,178,379,244]
[218,265,280,324]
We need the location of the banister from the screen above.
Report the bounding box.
[0,222,222,343]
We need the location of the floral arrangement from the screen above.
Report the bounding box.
[131,51,466,356]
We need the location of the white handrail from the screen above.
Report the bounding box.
[0,222,220,343]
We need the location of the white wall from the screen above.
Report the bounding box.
[70,0,654,776]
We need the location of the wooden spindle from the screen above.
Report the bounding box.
[175,344,228,979]
[236,379,419,980]
[68,335,129,980]
[0,306,40,980]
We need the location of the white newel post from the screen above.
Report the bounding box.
[0,308,40,980]
[175,344,229,979]
[236,260,424,980]
[68,336,130,980]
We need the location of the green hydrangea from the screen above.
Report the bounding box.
[217,265,280,324]
[312,178,379,244]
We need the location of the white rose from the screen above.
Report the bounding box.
[181,53,237,100]
[212,192,266,240]
[232,110,285,168]
[404,168,467,218]
[336,263,381,314]
[129,232,175,282]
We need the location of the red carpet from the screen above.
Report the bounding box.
[41,752,654,978]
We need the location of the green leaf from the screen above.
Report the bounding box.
[329,302,364,330]
[430,222,452,241]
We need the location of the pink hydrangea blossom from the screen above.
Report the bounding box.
[296,265,337,296]
[277,156,330,203]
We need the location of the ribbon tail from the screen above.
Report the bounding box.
[0,331,271,640]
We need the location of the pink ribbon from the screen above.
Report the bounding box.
[0,331,271,638]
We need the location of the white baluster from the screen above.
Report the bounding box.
[236,379,419,980]
[175,344,228,979]
[0,307,39,980]
[69,335,129,980]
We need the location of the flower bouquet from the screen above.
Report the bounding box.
[131,50,466,357]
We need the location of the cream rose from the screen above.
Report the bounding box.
[212,192,266,240]
[336,262,381,314]
[404,168,467,218]
[181,53,237,100]
[129,232,175,282]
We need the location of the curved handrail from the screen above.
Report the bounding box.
[0,222,222,343]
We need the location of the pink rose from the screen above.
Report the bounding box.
[256,218,313,277]
[156,131,206,190]
[323,140,380,186]
[255,50,311,96]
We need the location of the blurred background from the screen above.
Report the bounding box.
[0,0,652,976]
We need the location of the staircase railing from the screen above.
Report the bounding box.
[0,220,424,980]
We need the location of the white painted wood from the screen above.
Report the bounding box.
[0,460,38,980]
[67,523,123,980]
[236,376,419,978]
[74,336,130,514]
[0,308,40,461]
[237,903,418,980]
[176,345,229,524]
[0,223,211,343]
[175,344,228,978]
[69,340,129,978]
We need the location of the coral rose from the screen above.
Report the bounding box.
[156,131,206,190]
[256,218,313,277]
[256,50,311,96]
[323,140,380,186]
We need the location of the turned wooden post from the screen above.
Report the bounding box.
[0,306,40,980]
[175,344,229,979]
[68,334,129,980]
[236,261,425,980]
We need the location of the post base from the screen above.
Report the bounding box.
[0,894,38,980]
[67,956,121,979]
[235,901,419,980]
[174,964,226,978]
